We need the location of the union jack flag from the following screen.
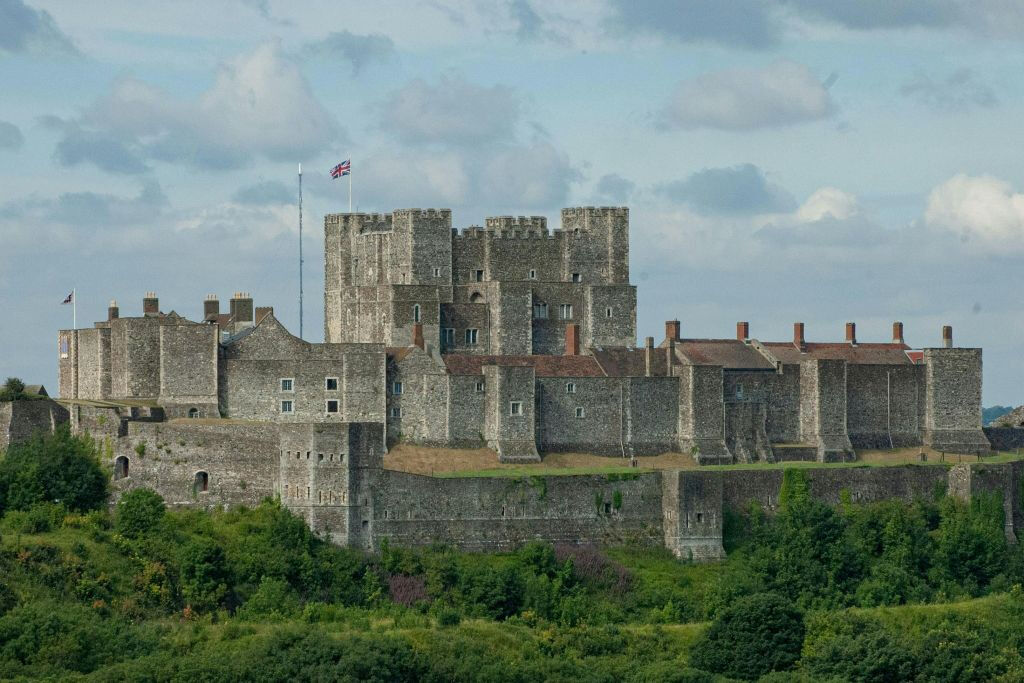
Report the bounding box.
[330,160,351,178]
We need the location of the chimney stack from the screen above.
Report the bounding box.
[793,322,805,349]
[230,292,254,327]
[204,294,219,321]
[845,322,856,345]
[942,325,953,348]
[565,323,580,356]
[142,292,159,316]
[412,322,424,350]
[107,299,119,321]
[644,336,654,377]
[892,321,904,345]
[736,321,749,342]
[665,319,680,343]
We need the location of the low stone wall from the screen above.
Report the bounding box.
[984,427,1024,452]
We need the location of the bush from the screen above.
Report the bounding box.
[178,537,231,612]
[0,377,26,401]
[238,576,301,620]
[689,592,804,680]
[115,488,166,538]
[0,425,107,514]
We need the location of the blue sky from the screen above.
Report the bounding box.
[2,0,1024,404]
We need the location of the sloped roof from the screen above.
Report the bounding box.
[760,341,913,365]
[23,385,47,397]
[442,354,605,377]
[675,339,775,370]
[591,347,672,377]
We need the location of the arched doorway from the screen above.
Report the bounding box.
[194,471,209,494]
[114,456,129,480]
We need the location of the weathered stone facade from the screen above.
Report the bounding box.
[0,399,69,452]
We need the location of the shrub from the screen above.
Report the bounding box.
[0,426,107,514]
[689,592,804,680]
[178,537,231,612]
[0,377,26,401]
[115,488,166,538]
[238,576,301,620]
[434,605,461,627]
[387,574,428,607]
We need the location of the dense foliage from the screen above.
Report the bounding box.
[1,465,1023,680]
[0,425,107,515]
[0,377,26,401]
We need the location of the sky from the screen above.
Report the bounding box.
[1,0,1024,405]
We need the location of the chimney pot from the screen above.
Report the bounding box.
[793,322,805,349]
[736,321,749,342]
[644,336,654,377]
[412,322,424,350]
[565,323,580,356]
[942,325,953,348]
[845,322,856,345]
[665,319,680,342]
[892,321,904,345]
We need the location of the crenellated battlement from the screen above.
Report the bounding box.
[561,206,629,219]
[484,216,548,232]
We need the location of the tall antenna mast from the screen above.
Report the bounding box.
[298,163,304,340]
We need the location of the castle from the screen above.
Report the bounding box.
[53,207,1010,560]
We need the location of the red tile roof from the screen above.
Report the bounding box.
[760,341,913,365]
[591,347,672,377]
[442,354,605,377]
[676,339,776,370]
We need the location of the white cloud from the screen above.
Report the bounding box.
[924,173,1024,246]
[379,76,521,146]
[658,61,835,131]
[0,0,79,55]
[795,187,859,222]
[52,42,341,172]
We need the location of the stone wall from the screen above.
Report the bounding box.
[846,364,923,449]
[984,427,1024,452]
[800,359,855,461]
[923,348,990,452]
[0,399,69,452]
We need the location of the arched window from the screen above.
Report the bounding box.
[469,292,484,303]
[194,471,209,494]
[114,456,129,480]
[188,407,199,418]
[413,304,421,323]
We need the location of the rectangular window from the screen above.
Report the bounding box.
[475,381,485,393]
[528,269,537,280]
[533,303,548,319]
[413,304,421,323]
[433,267,441,277]
[325,377,338,391]
[280,378,294,392]
[510,401,523,416]
[442,328,455,345]
[566,382,576,394]
[393,381,403,395]
[559,304,573,320]
[59,334,70,359]
[466,328,479,345]
[605,307,613,318]
[326,399,339,414]
[575,407,585,418]
[280,400,294,414]
[571,273,581,283]
[390,407,402,418]
[736,384,745,399]
[473,269,484,282]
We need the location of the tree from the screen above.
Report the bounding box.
[689,592,804,680]
[115,488,166,538]
[0,425,107,514]
[0,377,26,401]
[178,537,231,612]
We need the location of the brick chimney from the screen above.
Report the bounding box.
[892,321,904,345]
[142,292,159,316]
[942,325,953,348]
[565,323,580,356]
[204,294,219,321]
[644,336,654,377]
[665,319,681,343]
[736,321,749,342]
[107,299,119,321]
[412,322,424,350]
[794,322,805,349]
[230,292,254,327]
[845,322,856,345]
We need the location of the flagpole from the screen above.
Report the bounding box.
[73,288,76,329]
[298,163,304,341]
[348,166,352,213]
